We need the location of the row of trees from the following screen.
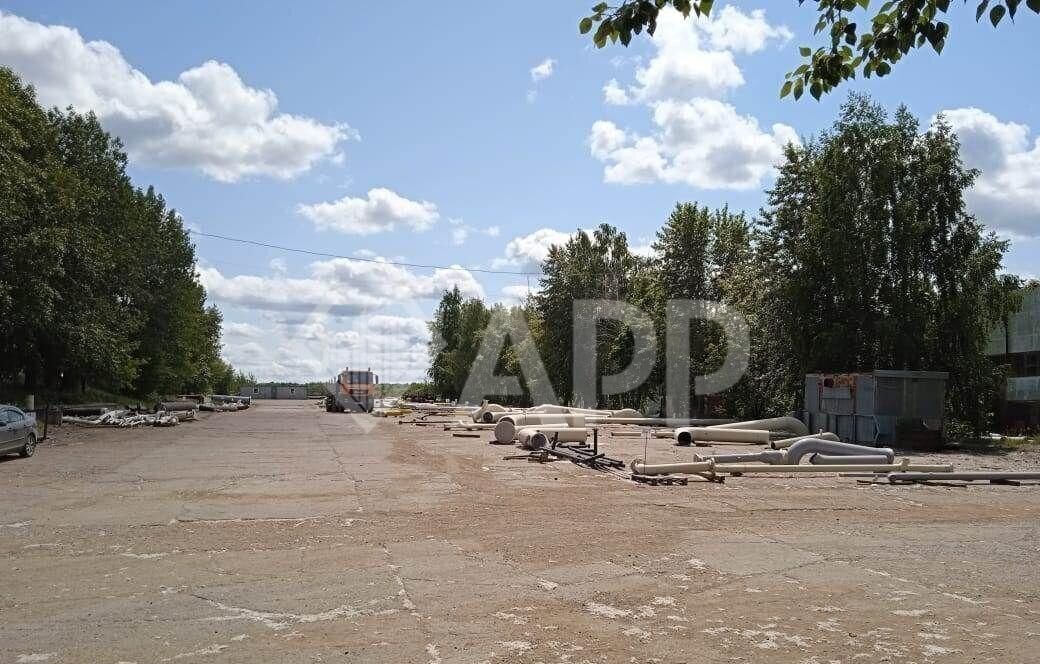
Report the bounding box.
[0,67,243,398]
[428,95,1022,434]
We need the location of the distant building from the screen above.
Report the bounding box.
[326,367,378,412]
[986,284,1040,429]
[239,383,309,400]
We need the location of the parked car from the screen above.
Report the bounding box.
[0,405,38,458]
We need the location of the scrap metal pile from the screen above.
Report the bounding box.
[60,395,249,429]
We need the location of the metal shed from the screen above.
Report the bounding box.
[803,370,948,449]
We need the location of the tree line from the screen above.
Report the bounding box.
[0,67,246,399]
[428,95,1023,435]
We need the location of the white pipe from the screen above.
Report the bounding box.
[630,459,716,476]
[519,426,591,449]
[709,416,808,436]
[675,427,770,446]
[496,419,589,444]
[500,413,586,428]
[770,431,839,449]
[786,438,894,465]
[714,461,953,474]
[699,450,786,465]
[809,453,893,465]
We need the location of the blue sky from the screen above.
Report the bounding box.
[2,1,1037,382]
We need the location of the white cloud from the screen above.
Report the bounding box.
[451,227,470,245]
[446,219,501,246]
[589,7,796,190]
[199,254,484,317]
[498,283,542,306]
[297,188,439,235]
[530,58,556,82]
[0,12,351,182]
[700,6,793,54]
[940,108,1040,238]
[221,312,433,383]
[603,79,631,106]
[592,99,797,189]
[223,321,264,339]
[492,228,575,270]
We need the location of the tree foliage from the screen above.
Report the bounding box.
[579,0,1038,100]
[426,95,1020,433]
[0,67,236,397]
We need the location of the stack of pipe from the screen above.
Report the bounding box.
[494,415,586,443]
[517,426,591,450]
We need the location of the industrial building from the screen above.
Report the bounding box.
[802,370,948,449]
[987,284,1040,430]
[239,383,309,400]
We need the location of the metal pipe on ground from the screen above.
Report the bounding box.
[589,417,734,427]
[709,416,808,436]
[770,432,839,449]
[786,438,894,465]
[809,453,894,465]
[630,459,716,476]
[698,450,786,465]
[714,461,953,474]
[675,427,770,446]
[495,418,587,444]
[611,429,675,438]
[519,427,591,450]
[881,471,1040,483]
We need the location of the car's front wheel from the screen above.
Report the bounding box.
[20,433,36,458]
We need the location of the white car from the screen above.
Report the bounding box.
[0,405,38,458]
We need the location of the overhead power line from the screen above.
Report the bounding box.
[187,230,542,276]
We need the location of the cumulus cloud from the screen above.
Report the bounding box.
[589,6,796,190]
[447,218,501,246]
[498,284,542,306]
[221,312,433,383]
[297,188,439,235]
[491,228,575,270]
[199,254,484,317]
[0,11,351,182]
[530,58,556,82]
[940,108,1040,238]
[592,99,798,189]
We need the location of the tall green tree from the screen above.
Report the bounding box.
[757,94,1015,433]
[0,66,240,398]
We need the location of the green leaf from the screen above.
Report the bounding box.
[809,81,822,100]
[793,79,804,100]
[780,80,793,98]
[990,4,1007,25]
[856,0,869,8]
[976,0,991,21]
[800,46,812,57]
[579,17,594,34]
[1029,0,1040,12]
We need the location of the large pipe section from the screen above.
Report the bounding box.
[494,415,587,443]
[770,431,839,449]
[786,438,894,465]
[675,427,770,446]
[631,459,716,476]
[518,427,591,450]
[709,417,808,436]
[697,450,786,465]
[589,417,734,427]
[882,471,1040,483]
[714,462,953,474]
[809,454,894,465]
